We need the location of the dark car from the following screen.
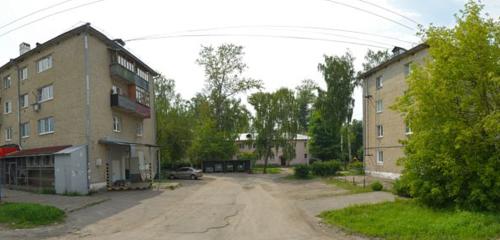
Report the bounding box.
[167,167,203,180]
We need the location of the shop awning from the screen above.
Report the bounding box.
[2,145,72,158]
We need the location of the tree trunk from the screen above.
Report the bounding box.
[347,122,352,164]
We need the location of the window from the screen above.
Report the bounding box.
[113,116,121,132]
[404,62,412,77]
[137,68,149,81]
[376,150,384,164]
[376,100,383,113]
[377,125,384,137]
[4,101,12,114]
[117,55,134,72]
[239,143,244,149]
[4,127,12,141]
[405,125,413,135]
[304,154,308,159]
[19,67,28,80]
[3,75,11,89]
[38,117,54,134]
[20,122,30,138]
[37,85,53,102]
[37,56,53,73]
[136,122,143,136]
[20,94,29,108]
[136,87,150,106]
[375,76,383,89]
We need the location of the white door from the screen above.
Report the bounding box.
[111,159,121,182]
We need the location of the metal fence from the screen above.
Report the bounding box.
[0,155,55,193]
[202,160,251,173]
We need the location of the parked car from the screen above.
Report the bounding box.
[167,167,203,180]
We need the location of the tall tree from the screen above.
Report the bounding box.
[361,49,391,72]
[249,88,299,173]
[196,44,262,131]
[295,79,318,134]
[309,53,356,162]
[155,76,193,168]
[394,1,499,211]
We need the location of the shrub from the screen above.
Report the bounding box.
[348,161,364,175]
[393,178,411,198]
[311,160,341,177]
[370,181,383,191]
[294,164,310,179]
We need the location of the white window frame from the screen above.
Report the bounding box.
[3,75,11,89]
[377,125,384,138]
[4,101,12,114]
[4,127,12,141]
[38,117,55,135]
[37,85,53,103]
[20,94,29,108]
[376,100,383,113]
[113,116,121,132]
[137,68,149,81]
[375,76,383,89]
[405,125,413,135]
[20,67,28,81]
[404,62,412,77]
[117,55,135,72]
[376,150,384,165]
[20,122,30,138]
[37,55,53,73]
[136,122,143,136]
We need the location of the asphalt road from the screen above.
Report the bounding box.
[0,173,394,240]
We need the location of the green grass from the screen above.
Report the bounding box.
[0,202,65,228]
[252,167,282,174]
[325,178,372,194]
[319,200,500,240]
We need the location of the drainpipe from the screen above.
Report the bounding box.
[15,64,21,148]
[83,25,91,192]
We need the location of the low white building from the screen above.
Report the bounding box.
[235,133,310,166]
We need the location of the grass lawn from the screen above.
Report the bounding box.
[320,200,500,240]
[325,178,372,194]
[0,202,65,228]
[252,167,282,174]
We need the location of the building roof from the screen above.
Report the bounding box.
[0,23,158,75]
[236,133,309,141]
[3,145,72,158]
[358,43,429,79]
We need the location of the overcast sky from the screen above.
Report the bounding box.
[1,0,499,120]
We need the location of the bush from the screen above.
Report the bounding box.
[370,181,383,191]
[311,160,341,177]
[294,164,310,179]
[348,161,364,175]
[393,178,411,198]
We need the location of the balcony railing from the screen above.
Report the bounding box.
[110,64,149,91]
[110,94,151,118]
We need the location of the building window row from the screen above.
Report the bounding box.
[112,116,143,137]
[137,68,149,81]
[3,117,53,141]
[117,55,135,72]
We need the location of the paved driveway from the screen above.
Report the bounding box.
[0,174,394,240]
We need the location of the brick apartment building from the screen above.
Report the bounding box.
[0,23,158,194]
[360,44,429,179]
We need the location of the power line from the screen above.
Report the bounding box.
[355,0,420,25]
[321,0,417,31]
[126,33,390,49]
[0,0,107,38]
[0,0,79,31]
[127,25,415,45]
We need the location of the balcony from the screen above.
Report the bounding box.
[110,64,149,91]
[110,94,151,118]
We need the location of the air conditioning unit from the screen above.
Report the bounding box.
[33,103,41,112]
